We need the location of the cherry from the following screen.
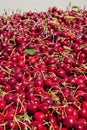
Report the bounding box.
[68,77,77,85]
[34,87,45,95]
[0,73,5,84]
[79,52,86,59]
[34,112,45,122]
[12,84,21,93]
[18,105,27,115]
[38,103,49,113]
[18,60,25,67]
[57,69,66,78]
[47,57,57,64]
[43,97,53,105]
[74,122,87,130]
[79,108,87,120]
[15,36,23,45]
[44,79,53,88]
[6,120,18,130]
[63,63,72,73]
[19,119,29,130]
[34,78,44,88]
[65,106,74,116]
[39,63,47,71]
[29,57,36,64]
[81,101,87,109]
[0,126,4,130]
[31,97,40,105]
[0,99,6,111]
[61,128,68,130]
[27,103,38,114]
[82,47,87,54]
[3,84,12,92]
[30,121,44,130]
[4,93,14,104]
[76,78,85,85]
[6,105,16,113]
[0,113,4,122]
[52,123,59,130]
[2,51,9,60]
[5,111,15,121]
[78,83,86,90]
[14,71,23,81]
[47,65,57,74]
[7,77,17,86]
[47,115,57,124]
[26,91,34,100]
[78,118,87,124]
[82,34,87,41]
[83,94,87,101]
[63,116,76,129]
[51,76,59,83]
[25,82,34,91]
[75,90,85,101]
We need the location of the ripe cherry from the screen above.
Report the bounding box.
[74,122,87,130]
[34,78,44,88]
[63,116,76,129]
[79,108,87,120]
[81,101,87,109]
[57,69,66,78]
[38,103,49,114]
[27,103,38,114]
[0,113,4,122]
[34,112,45,122]
[0,99,6,111]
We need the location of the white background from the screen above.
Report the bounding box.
[0,0,87,15]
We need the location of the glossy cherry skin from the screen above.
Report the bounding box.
[0,99,6,111]
[34,112,45,122]
[63,116,76,129]
[74,122,87,130]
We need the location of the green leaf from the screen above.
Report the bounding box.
[25,49,36,55]
[72,6,79,9]
[55,100,60,104]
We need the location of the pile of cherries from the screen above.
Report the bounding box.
[0,7,87,130]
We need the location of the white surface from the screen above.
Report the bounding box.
[0,0,87,15]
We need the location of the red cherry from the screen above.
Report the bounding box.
[34,78,44,88]
[0,99,6,111]
[18,105,27,115]
[34,112,45,122]
[63,116,76,129]
[79,108,87,119]
[38,103,49,114]
[18,60,25,67]
[78,118,87,124]
[0,113,4,122]
[74,122,87,130]
[29,57,36,64]
[81,101,87,109]
[0,126,4,130]
[34,87,45,95]
[61,128,68,130]
[47,116,57,124]
[27,103,38,114]
[65,106,74,116]
[5,111,15,121]
[30,121,44,130]
[6,120,18,130]
[4,93,14,104]
[57,69,66,78]
[44,79,53,88]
